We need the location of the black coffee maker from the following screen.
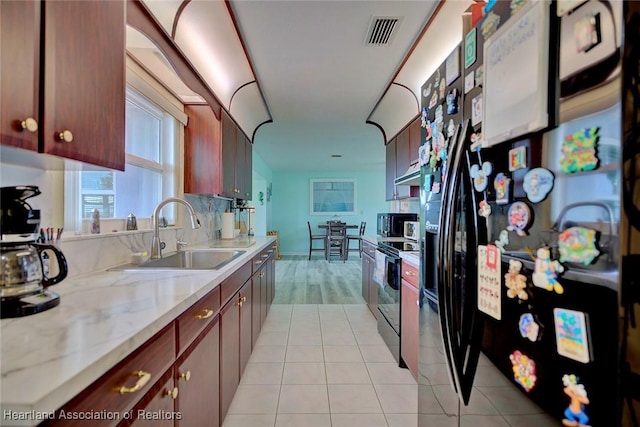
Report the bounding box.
[0,186,68,318]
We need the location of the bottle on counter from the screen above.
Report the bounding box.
[91,209,101,234]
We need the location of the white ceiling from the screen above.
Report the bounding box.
[132,0,472,173]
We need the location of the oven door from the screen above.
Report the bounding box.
[375,248,402,365]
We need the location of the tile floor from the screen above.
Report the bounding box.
[222,304,417,427]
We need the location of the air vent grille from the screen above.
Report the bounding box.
[366,17,401,46]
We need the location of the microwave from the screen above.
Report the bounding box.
[404,221,419,241]
[376,213,418,237]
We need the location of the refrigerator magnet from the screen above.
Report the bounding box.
[554,309,591,363]
[509,350,537,392]
[505,259,529,301]
[470,132,483,152]
[519,313,542,342]
[508,146,527,171]
[470,161,493,192]
[562,374,591,427]
[446,88,459,115]
[419,144,430,167]
[422,83,432,99]
[471,94,483,126]
[560,127,600,174]
[428,90,438,109]
[507,202,531,236]
[494,229,509,252]
[510,0,527,15]
[464,71,475,94]
[447,119,456,141]
[532,247,565,294]
[439,77,446,99]
[481,11,501,39]
[523,168,555,203]
[421,107,428,128]
[475,65,484,87]
[558,226,600,265]
[478,200,492,218]
[494,172,511,204]
[464,28,476,69]
[477,244,502,320]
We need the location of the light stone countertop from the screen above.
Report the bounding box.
[0,236,275,426]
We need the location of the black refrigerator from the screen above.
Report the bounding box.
[417,1,639,426]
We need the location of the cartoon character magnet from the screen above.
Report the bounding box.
[558,226,600,265]
[510,350,537,392]
[494,173,511,205]
[421,107,428,128]
[505,259,528,301]
[555,308,591,363]
[446,88,459,115]
[532,247,565,294]
[478,200,492,218]
[470,161,493,192]
[560,127,600,174]
[507,202,532,236]
[519,313,542,342]
[562,374,590,427]
[523,168,554,203]
[495,229,509,252]
[508,146,527,171]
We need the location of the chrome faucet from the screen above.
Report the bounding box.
[150,197,201,259]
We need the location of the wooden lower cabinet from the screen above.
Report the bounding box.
[362,241,378,318]
[128,370,176,427]
[219,295,241,423]
[239,281,252,379]
[176,319,220,427]
[400,261,420,380]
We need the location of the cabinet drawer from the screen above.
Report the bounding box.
[221,261,252,306]
[363,241,376,258]
[401,261,419,288]
[252,249,270,274]
[51,323,175,427]
[177,286,220,354]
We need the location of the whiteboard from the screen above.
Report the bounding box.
[482,0,551,147]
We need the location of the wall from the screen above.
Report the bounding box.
[271,169,387,255]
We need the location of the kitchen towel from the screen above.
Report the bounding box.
[373,250,387,288]
[221,212,235,239]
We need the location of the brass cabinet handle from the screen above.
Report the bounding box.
[118,370,151,394]
[180,370,191,382]
[195,309,213,319]
[261,254,268,258]
[254,260,263,264]
[165,387,179,399]
[57,129,73,142]
[20,117,38,133]
[404,271,416,276]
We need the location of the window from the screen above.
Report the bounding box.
[65,86,179,233]
[310,179,357,215]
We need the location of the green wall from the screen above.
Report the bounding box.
[270,170,386,255]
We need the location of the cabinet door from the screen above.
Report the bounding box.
[361,255,370,303]
[220,297,240,422]
[401,278,419,380]
[385,139,397,200]
[176,320,220,427]
[251,269,263,348]
[0,0,40,151]
[184,104,222,195]
[366,254,378,318]
[129,370,176,427]
[239,280,252,378]
[409,117,422,163]
[221,111,237,197]
[41,0,125,170]
[395,128,411,199]
[240,134,252,200]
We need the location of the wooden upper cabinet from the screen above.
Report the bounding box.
[395,127,411,178]
[0,0,40,151]
[1,0,126,170]
[221,111,237,197]
[41,0,125,170]
[385,138,397,201]
[184,104,222,195]
[221,111,252,200]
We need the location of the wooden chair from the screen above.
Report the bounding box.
[346,221,366,260]
[307,221,326,260]
[326,221,347,262]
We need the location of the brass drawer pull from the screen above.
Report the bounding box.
[254,260,263,264]
[195,309,213,319]
[404,271,416,276]
[118,370,151,394]
[180,370,191,382]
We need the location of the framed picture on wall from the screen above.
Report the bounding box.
[310,179,357,215]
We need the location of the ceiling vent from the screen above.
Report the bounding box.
[365,16,402,46]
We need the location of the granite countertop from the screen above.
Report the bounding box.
[0,236,275,426]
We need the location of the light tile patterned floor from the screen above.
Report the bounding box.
[223,304,418,427]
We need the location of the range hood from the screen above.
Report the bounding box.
[394,161,420,186]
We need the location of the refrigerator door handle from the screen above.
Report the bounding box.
[437,119,484,406]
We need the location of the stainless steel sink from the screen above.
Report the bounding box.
[109,249,246,271]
